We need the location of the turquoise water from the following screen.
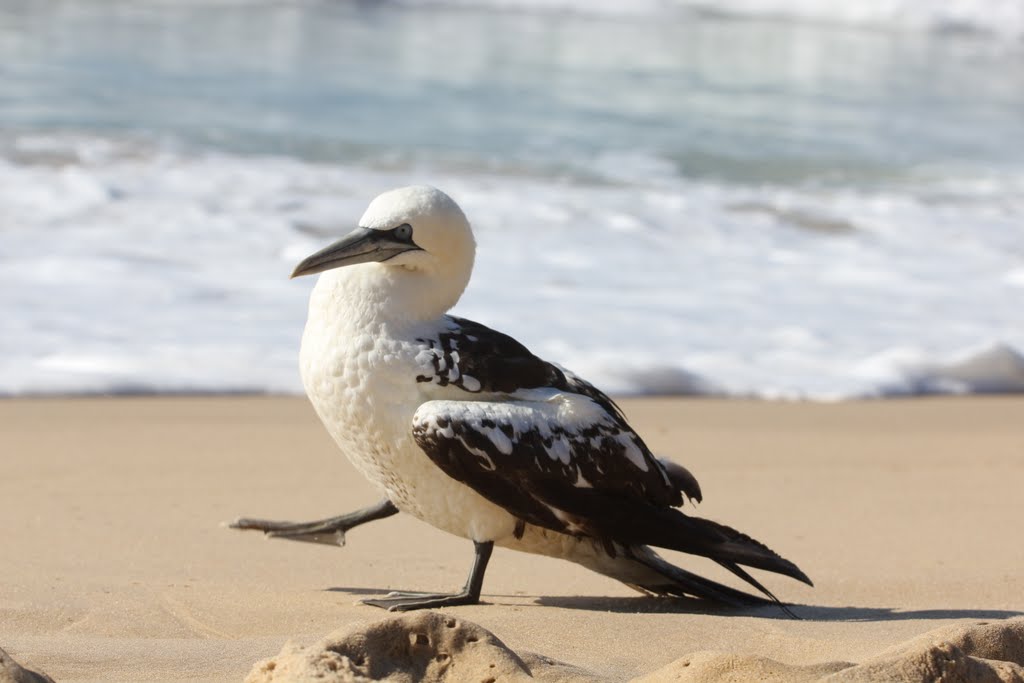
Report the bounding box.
[3,1,1022,182]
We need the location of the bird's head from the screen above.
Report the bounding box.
[292,186,476,322]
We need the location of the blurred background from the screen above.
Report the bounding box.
[1,0,1022,398]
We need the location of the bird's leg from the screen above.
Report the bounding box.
[362,540,494,612]
[230,499,398,547]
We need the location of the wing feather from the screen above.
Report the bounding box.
[412,394,682,541]
[416,317,626,422]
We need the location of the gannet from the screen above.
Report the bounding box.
[233,185,811,613]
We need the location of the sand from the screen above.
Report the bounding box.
[1,396,1022,682]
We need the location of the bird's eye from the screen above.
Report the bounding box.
[394,224,413,241]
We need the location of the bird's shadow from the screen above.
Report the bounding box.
[534,595,1023,622]
[325,587,1021,623]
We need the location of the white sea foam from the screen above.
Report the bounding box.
[1,134,1022,398]
[397,0,1024,41]
[854,343,1024,397]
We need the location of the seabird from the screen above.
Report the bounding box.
[233,185,811,613]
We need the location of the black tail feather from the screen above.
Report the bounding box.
[634,554,774,607]
[632,552,801,619]
[632,507,812,587]
[591,503,811,617]
[715,560,800,619]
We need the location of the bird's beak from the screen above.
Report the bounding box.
[291,227,420,279]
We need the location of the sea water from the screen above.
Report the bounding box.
[1,0,1022,398]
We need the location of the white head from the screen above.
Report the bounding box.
[293,186,476,324]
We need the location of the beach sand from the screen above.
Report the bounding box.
[1,396,1022,682]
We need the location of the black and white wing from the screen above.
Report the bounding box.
[410,317,810,593]
[412,315,694,515]
[412,392,682,539]
[411,392,809,591]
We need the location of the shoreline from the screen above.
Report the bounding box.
[5,389,1024,401]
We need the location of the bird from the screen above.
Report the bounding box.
[232,185,811,614]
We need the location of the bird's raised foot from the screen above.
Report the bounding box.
[228,500,399,548]
[229,516,349,546]
[361,590,481,612]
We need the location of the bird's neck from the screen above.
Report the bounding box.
[308,263,468,331]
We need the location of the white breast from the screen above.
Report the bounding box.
[298,277,518,542]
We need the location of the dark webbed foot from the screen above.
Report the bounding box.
[362,540,494,612]
[230,499,398,546]
[362,590,482,612]
[230,516,351,545]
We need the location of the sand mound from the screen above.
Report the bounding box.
[637,618,1024,682]
[0,648,55,683]
[244,611,600,683]
[823,618,1024,683]
[249,615,1024,683]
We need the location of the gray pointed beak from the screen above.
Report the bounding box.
[291,227,421,278]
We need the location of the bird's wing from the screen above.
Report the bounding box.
[414,316,623,414]
[412,392,682,539]
[412,394,812,594]
[412,316,693,509]
[409,320,811,596]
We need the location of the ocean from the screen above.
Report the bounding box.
[2,0,1022,398]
